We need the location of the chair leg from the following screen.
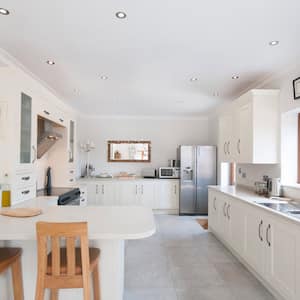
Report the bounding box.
[92,264,100,300]
[11,257,24,300]
[35,274,45,300]
[50,289,59,300]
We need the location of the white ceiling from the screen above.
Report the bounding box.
[1,0,300,116]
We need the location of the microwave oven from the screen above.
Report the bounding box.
[158,167,180,179]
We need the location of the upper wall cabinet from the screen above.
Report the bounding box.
[218,89,280,164]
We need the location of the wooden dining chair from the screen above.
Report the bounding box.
[0,247,24,300]
[35,222,100,300]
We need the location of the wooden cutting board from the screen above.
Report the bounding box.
[0,208,42,218]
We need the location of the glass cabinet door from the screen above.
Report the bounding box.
[20,93,32,163]
[69,120,75,163]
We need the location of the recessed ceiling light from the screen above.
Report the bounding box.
[232,75,239,80]
[190,77,198,82]
[269,40,279,46]
[116,11,127,19]
[0,8,9,15]
[46,60,55,65]
[100,75,108,80]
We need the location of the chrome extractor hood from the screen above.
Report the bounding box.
[37,116,63,159]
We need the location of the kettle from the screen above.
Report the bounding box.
[267,178,281,197]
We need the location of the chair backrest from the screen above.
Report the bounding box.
[36,222,90,277]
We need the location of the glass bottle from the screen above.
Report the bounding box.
[2,174,11,207]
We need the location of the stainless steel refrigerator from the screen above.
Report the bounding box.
[179,145,217,215]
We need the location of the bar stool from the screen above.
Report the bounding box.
[35,222,100,300]
[0,247,24,300]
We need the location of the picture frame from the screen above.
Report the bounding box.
[293,77,300,100]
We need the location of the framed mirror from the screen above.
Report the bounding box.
[107,140,151,162]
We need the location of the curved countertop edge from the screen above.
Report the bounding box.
[208,185,300,226]
[1,198,156,241]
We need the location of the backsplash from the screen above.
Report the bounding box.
[236,163,281,188]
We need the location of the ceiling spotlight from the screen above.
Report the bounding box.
[190,77,198,82]
[100,75,108,80]
[232,75,239,80]
[116,11,127,19]
[46,60,55,65]
[0,8,9,15]
[269,40,279,46]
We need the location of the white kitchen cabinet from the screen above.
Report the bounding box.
[209,189,300,300]
[218,114,234,162]
[156,180,179,210]
[244,205,265,277]
[116,181,140,205]
[139,181,156,208]
[96,181,116,205]
[218,89,279,164]
[208,191,219,231]
[264,216,298,300]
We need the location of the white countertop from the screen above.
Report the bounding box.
[77,177,179,183]
[0,197,156,240]
[209,185,300,225]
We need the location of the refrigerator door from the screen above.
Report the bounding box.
[196,146,217,214]
[179,145,197,214]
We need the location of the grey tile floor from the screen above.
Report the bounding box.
[124,215,276,300]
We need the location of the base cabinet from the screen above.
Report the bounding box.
[208,189,300,300]
[85,179,179,211]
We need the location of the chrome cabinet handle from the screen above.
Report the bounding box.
[69,179,74,182]
[227,204,230,220]
[102,184,104,194]
[43,110,50,115]
[21,176,30,181]
[174,184,177,195]
[136,185,138,195]
[141,185,144,195]
[21,190,30,195]
[32,145,37,163]
[213,197,216,210]
[59,118,64,123]
[96,185,99,194]
[237,139,241,154]
[223,202,227,217]
[266,224,271,247]
[227,141,230,155]
[258,220,263,241]
[224,142,227,155]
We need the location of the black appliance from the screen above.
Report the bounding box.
[37,187,81,205]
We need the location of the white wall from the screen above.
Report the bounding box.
[77,116,213,176]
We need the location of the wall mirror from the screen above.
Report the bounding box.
[107,140,151,162]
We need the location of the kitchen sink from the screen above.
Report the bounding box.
[257,202,300,219]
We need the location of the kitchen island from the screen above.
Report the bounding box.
[0,197,155,300]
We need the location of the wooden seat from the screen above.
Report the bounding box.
[0,247,24,300]
[35,222,101,300]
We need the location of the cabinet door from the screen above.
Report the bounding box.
[208,191,219,232]
[156,181,178,209]
[117,181,139,205]
[228,199,245,256]
[218,114,233,162]
[140,181,155,208]
[265,217,298,300]
[19,93,35,166]
[97,182,116,205]
[244,207,265,276]
[87,183,97,205]
[68,120,75,164]
[235,104,253,163]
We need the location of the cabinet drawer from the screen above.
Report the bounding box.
[13,185,36,205]
[15,172,36,187]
